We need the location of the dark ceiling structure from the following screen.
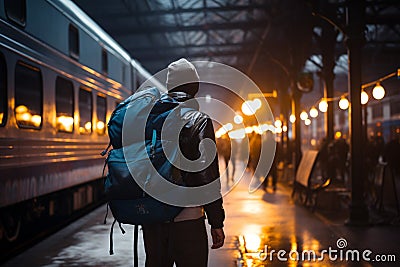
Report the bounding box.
[73,0,400,96]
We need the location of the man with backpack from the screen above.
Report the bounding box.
[141,58,225,267]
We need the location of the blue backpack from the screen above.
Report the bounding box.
[101,87,187,256]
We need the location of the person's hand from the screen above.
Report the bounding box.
[211,228,225,249]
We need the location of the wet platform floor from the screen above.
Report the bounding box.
[2,162,399,266]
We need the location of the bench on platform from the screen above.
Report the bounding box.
[291,150,331,211]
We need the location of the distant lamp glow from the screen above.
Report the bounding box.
[361,90,369,105]
[300,111,308,121]
[372,83,385,100]
[289,114,296,123]
[228,129,246,139]
[304,118,311,126]
[274,119,282,128]
[245,126,253,134]
[252,98,262,110]
[241,101,255,116]
[318,100,328,113]
[244,234,261,252]
[234,114,243,124]
[338,97,349,110]
[223,123,233,131]
[282,125,288,132]
[335,131,342,139]
[309,107,318,118]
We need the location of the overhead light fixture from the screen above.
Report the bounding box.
[309,107,318,118]
[338,97,349,110]
[318,99,328,113]
[289,114,296,123]
[361,90,369,105]
[372,82,385,100]
[300,111,308,120]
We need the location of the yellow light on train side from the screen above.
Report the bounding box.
[15,105,28,114]
[57,116,74,132]
[31,115,41,127]
[97,121,105,130]
[0,112,3,122]
[84,121,92,131]
[17,112,32,122]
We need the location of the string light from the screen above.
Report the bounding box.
[338,97,349,110]
[372,82,385,100]
[318,100,328,113]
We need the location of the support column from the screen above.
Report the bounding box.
[321,13,336,141]
[346,0,369,225]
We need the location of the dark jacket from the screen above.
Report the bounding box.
[164,92,225,229]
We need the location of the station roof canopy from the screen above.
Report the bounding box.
[73,0,400,94]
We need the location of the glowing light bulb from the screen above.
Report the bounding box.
[372,83,385,100]
[339,97,349,110]
[300,111,308,121]
[361,91,369,105]
[309,107,318,118]
[289,114,296,123]
[318,100,328,113]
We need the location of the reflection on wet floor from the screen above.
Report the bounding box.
[217,162,379,267]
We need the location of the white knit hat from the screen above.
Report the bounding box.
[166,58,199,91]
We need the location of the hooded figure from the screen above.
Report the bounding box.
[142,58,225,267]
[166,58,200,94]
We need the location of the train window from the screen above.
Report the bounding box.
[78,87,92,134]
[56,77,74,132]
[14,61,42,129]
[5,0,26,27]
[0,53,6,127]
[96,95,106,135]
[69,24,79,60]
[102,48,108,74]
[122,65,126,85]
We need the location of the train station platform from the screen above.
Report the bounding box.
[2,162,399,267]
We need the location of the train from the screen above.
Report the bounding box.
[0,0,156,247]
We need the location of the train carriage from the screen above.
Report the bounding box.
[0,0,154,247]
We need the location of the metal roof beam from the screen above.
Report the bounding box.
[96,4,270,19]
[126,42,252,51]
[112,20,269,35]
